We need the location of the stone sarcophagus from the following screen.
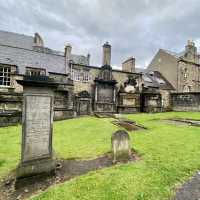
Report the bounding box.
[94,65,117,113]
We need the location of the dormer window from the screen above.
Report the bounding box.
[0,65,11,86]
[26,67,46,76]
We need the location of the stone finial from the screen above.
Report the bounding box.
[111,130,131,163]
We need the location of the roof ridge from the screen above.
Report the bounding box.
[0,29,34,39]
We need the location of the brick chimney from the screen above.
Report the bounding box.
[102,42,111,66]
[122,57,135,73]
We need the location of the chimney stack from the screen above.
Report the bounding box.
[102,42,111,66]
[87,53,90,65]
[65,44,72,60]
[122,57,135,73]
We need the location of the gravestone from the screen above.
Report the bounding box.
[111,130,131,163]
[16,76,58,179]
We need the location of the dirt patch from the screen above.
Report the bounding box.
[112,120,146,131]
[94,113,114,118]
[0,151,139,200]
[173,171,200,200]
[165,118,200,127]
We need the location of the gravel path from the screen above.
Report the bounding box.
[174,172,200,200]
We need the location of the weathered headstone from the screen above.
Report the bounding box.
[16,76,58,179]
[111,130,131,163]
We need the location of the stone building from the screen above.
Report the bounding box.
[0,30,89,124]
[70,42,143,114]
[0,30,177,126]
[148,40,200,92]
[0,30,146,125]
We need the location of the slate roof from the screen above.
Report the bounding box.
[0,30,34,50]
[0,30,89,74]
[138,68,175,90]
[0,45,66,74]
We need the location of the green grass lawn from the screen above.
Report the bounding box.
[1,112,200,200]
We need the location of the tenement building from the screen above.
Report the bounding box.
[0,30,174,126]
[148,40,200,92]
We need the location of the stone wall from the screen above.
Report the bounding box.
[177,60,200,92]
[160,90,172,111]
[72,64,142,95]
[171,92,200,111]
[0,91,22,126]
[148,49,178,89]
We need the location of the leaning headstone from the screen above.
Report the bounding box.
[111,130,131,163]
[16,76,58,179]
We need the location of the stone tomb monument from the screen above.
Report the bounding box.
[16,76,58,178]
[111,130,131,163]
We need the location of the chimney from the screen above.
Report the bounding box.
[184,40,198,63]
[65,44,72,60]
[102,42,111,66]
[87,53,90,65]
[122,57,135,73]
[34,33,44,47]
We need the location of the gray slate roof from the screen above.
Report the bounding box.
[141,70,175,90]
[0,45,66,74]
[0,30,34,50]
[0,30,89,74]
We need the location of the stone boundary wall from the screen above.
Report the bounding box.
[171,92,200,111]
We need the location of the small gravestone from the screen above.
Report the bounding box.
[16,76,58,179]
[111,130,131,163]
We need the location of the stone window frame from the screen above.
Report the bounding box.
[0,64,11,87]
[26,67,46,76]
[71,68,92,82]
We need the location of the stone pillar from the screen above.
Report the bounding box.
[16,76,58,179]
[102,42,111,66]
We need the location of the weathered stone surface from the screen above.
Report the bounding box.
[23,95,52,162]
[171,92,200,111]
[111,130,131,163]
[16,78,57,179]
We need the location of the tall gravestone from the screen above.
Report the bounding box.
[16,76,58,179]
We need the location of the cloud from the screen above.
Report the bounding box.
[0,0,200,69]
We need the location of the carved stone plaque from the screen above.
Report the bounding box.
[123,98,135,106]
[98,87,113,103]
[23,95,52,162]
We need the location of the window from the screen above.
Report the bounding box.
[26,67,46,76]
[0,65,11,86]
[71,68,91,82]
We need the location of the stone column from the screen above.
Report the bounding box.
[16,76,58,179]
[102,42,111,66]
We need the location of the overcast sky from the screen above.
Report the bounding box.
[0,0,200,69]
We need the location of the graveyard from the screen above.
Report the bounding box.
[1,112,200,199]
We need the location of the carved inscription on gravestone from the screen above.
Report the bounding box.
[23,95,52,162]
